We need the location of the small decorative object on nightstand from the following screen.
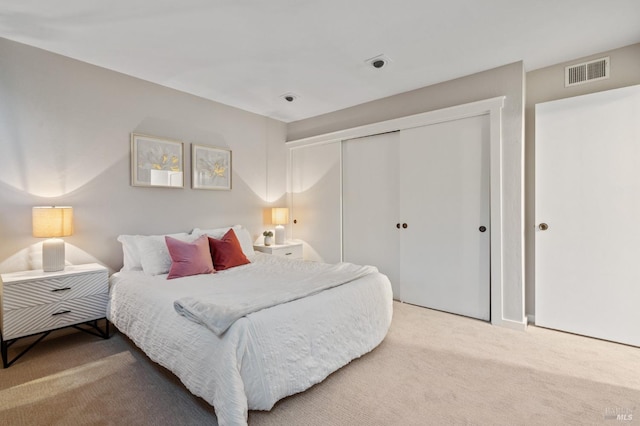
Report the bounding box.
[0,263,110,368]
[262,230,273,246]
[253,241,303,260]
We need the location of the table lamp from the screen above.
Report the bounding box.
[271,207,289,245]
[32,206,73,272]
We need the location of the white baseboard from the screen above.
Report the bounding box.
[493,317,528,331]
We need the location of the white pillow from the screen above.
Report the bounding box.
[191,226,233,240]
[192,225,255,258]
[117,234,142,271]
[231,227,256,258]
[137,232,196,275]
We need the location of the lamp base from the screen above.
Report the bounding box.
[43,238,66,272]
[275,225,285,245]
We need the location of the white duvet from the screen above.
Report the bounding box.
[107,253,393,426]
[174,260,377,335]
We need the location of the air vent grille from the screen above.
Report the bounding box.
[565,57,610,87]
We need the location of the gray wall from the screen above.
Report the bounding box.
[525,43,640,317]
[288,62,526,324]
[4,32,636,321]
[0,38,287,274]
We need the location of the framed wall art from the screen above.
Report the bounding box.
[131,133,184,188]
[191,144,232,190]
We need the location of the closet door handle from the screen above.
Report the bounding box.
[396,223,401,229]
[402,223,408,229]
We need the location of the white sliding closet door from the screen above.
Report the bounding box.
[342,116,490,319]
[536,85,640,347]
[290,142,342,263]
[400,115,491,320]
[343,132,401,297]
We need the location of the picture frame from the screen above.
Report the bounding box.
[131,133,184,188]
[191,144,232,190]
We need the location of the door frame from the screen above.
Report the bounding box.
[287,96,523,330]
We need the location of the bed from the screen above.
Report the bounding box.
[107,225,393,426]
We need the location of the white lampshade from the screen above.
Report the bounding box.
[33,206,73,238]
[271,208,289,225]
[33,206,73,272]
[271,207,289,245]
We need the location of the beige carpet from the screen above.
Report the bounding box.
[1,302,638,425]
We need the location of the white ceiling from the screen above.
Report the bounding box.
[1,0,639,123]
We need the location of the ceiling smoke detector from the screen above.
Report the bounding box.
[365,54,392,70]
[280,93,298,103]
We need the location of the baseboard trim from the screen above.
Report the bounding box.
[493,317,528,331]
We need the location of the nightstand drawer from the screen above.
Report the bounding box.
[3,271,107,310]
[3,293,109,340]
[268,245,303,259]
[253,242,304,259]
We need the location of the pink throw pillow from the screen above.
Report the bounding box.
[208,229,250,271]
[166,235,215,279]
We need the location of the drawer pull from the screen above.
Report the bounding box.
[51,287,72,292]
[285,252,292,256]
[52,310,71,316]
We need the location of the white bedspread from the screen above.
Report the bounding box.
[107,253,393,426]
[174,260,377,335]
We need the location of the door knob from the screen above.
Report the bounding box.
[479,226,487,232]
[396,223,401,229]
[538,223,548,231]
[402,223,408,229]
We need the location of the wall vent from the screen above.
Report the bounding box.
[565,56,610,87]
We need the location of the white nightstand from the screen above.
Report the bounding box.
[253,242,303,260]
[0,263,110,368]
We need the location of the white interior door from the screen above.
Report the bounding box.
[342,132,401,298]
[535,85,640,347]
[290,142,342,263]
[400,115,491,320]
